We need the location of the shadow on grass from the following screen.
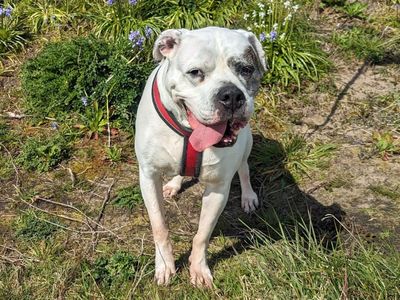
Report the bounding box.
[176,134,346,272]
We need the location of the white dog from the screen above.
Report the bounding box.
[135,27,266,287]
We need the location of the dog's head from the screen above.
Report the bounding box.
[153,27,266,148]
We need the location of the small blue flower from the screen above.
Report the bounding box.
[50,122,59,130]
[106,0,114,6]
[259,32,266,42]
[129,0,138,5]
[4,6,13,17]
[270,30,278,42]
[81,96,88,106]
[0,7,3,16]
[144,26,152,38]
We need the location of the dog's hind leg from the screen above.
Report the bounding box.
[163,175,183,198]
[239,133,259,213]
[139,167,176,285]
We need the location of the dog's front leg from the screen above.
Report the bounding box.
[139,167,176,285]
[189,180,231,288]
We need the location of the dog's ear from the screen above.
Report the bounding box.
[236,29,267,74]
[153,29,189,62]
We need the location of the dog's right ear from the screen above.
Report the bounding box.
[153,29,188,62]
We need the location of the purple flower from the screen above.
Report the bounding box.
[50,122,59,130]
[259,32,266,42]
[128,30,140,42]
[2,6,13,17]
[270,30,278,42]
[129,30,145,49]
[144,26,152,38]
[106,0,114,6]
[81,96,88,106]
[129,0,138,5]
[135,36,145,49]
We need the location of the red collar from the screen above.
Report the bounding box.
[152,71,203,178]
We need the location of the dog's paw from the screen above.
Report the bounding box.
[189,262,213,288]
[163,184,179,198]
[241,191,259,213]
[163,176,183,198]
[154,262,176,285]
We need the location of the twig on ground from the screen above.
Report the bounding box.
[12,186,126,243]
[91,178,115,250]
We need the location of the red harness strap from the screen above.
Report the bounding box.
[151,72,203,178]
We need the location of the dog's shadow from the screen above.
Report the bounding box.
[175,134,345,271]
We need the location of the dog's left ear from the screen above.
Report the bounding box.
[236,29,267,74]
[153,29,189,62]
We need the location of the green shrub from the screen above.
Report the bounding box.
[16,133,71,172]
[243,0,329,88]
[21,36,154,128]
[14,209,61,241]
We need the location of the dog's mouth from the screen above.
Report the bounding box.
[184,105,247,152]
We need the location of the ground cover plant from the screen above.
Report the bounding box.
[1,0,399,298]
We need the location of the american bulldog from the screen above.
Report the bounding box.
[134,26,266,287]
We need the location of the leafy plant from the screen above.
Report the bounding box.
[80,100,108,139]
[106,145,122,163]
[16,133,71,172]
[372,131,400,158]
[332,27,385,63]
[244,0,329,87]
[341,1,368,19]
[0,4,28,55]
[88,0,161,41]
[14,209,61,241]
[112,185,143,210]
[20,0,72,33]
[21,36,154,128]
[164,0,243,29]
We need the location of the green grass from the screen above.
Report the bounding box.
[252,133,337,181]
[1,216,399,299]
[369,184,400,201]
[332,27,385,63]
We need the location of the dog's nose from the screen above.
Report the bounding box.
[217,85,245,111]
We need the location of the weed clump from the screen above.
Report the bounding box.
[16,133,71,172]
[112,186,143,210]
[14,209,61,241]
[88,251,150,286]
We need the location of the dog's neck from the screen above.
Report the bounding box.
[156,61,191,128]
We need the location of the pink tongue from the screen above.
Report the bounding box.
[188,112,227,152]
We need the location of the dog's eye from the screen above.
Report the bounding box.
[240,65,255,76]
[187,69,203,77]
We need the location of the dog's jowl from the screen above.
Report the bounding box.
[134,27,266,287]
